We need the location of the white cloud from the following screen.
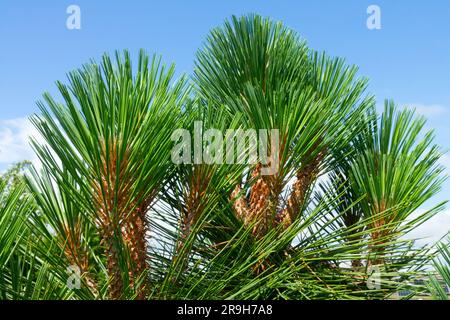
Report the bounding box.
[440,154,450,173]
[0,117,42,170]
[405,103,448,117]
[406,209,450,247]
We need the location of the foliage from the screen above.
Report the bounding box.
[428,237,450,300]
[0,14,447,300]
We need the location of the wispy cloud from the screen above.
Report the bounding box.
[440,154,450,171]
[405,103,448,117]
[0,117,41,170]
[407,209,450,247]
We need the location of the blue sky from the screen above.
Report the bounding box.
[0,1,449,242]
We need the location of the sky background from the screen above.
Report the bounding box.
[0,0,449,244]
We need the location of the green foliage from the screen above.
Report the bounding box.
[0,162,71,299]
[428,237,450,300]
[0,14,448,300]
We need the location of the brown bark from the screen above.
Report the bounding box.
[231,142,325,238]
[176,166,212,254]
[231,164,276,238]
[60,220,99,296]
[278,163,320,227]
[276,148,325,229]
[369,214,388,266]
[93,139,150,299]
[123,202,150,299]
